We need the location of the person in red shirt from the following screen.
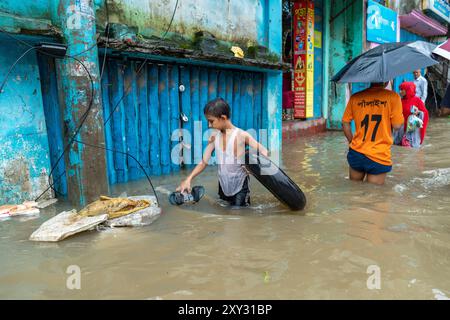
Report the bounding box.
[394,82,429,146]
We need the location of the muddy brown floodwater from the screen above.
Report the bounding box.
[1,119,450,299]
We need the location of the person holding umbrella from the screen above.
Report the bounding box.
[342,82,404,185]
[332,40,439,185]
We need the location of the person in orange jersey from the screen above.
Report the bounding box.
[342,82,404,185]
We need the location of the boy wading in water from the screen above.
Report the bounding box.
[176,98,268,207]
[342,82,404,185]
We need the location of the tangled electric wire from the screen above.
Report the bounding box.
[0,0,180,205]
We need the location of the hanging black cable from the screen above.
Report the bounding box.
[34,56,95,202]
[0,27,123,59]
[1,0,180,125]
[0,46,37,93]
[1,0,180,205]
[73,139,160,205]
[35,64,162,203]
[50,169,68,197]
[0,43,70,199]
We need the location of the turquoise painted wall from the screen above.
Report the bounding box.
[0,1,51,20]
[328,0,364,129]
[0,1,274,52]
[0,0,103,27]
[314,0,324,119]
[96,0,268,46]
[0,38,52,204]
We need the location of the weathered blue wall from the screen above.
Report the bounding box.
[0,0,59,34]
[97,0,267,46]
[101,59,265,184]
[0,38,52,204]
[0,0,102,27]
[0,0,283,203]
[0,1,51,19]
[0,0,274,52]
[37,55,68,198]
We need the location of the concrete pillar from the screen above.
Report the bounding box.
[56,0,108,206]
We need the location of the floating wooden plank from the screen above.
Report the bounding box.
[103,195,161,227]
[29,210,108,242]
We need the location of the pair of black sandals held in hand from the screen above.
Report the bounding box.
[169,186,205,206]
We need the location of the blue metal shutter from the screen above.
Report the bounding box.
[101,59,265,184]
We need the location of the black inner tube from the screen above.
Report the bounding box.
[244,151,306,211]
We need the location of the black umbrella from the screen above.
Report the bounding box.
[331,41,439,83]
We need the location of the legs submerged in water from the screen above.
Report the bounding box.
[218,177,251,207]
[349,168,387,185]
[347,149,391,185]
[349,167,365,182]
[366,173,387,185]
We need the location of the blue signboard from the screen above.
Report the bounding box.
[424,0,450,24]
[366,0,398,44]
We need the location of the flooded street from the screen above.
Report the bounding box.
[1,119,450,300]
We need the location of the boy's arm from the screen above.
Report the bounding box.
[176,136,215,193]
[342,121,353,143]
[342,97,354,143]
[244,132,269,157]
